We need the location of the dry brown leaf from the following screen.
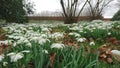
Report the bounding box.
[0,43,12,54]
[98,44,113,63]
[28,62,34,68]
[100,53,107,59]
[89,37,94,41]
[49,53,56,68]
[86,46,91,53]
[107,58,113,63]
[0,33,6,40]
[108,37,116,43]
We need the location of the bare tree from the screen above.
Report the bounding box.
[117,0,120,8]
[87,0,113,20]
[60,0,89,24]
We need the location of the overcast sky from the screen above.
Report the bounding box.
[31,0,61,12]
[31,0,119,18]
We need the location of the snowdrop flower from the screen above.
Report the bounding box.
[51,43,65,49]
[24,39,29,43]
[14,30,22,33]
[79,30,83,32]
[28,27,33,30]
[92,20,103,23]
[20,27,26,30]
[69,26,79,30]
[92,28,96,29]
[103,44,107,47]
[26,42,32,47]
[40,33,49,38]
[30,37,39,41]
[21,50,30,53]
[16,40,23,44]
[77,38,86,43]
[3,62,8,66]
[0,41,7,45]
[108,32,111,35]
[13,36,21,40]
[38,37,50,45]
[51,32,64,40]
[89,41,95,46]
[42,50,48,54]
[84,31,87,33]
[0,54,4,62]
[111,50,120,56]
[41,28,50,32]
[111,50,120,61]
[7,52,24,62]
[7,35,15,39]
[0,40,12,45]
[13,42,17,47]
[69,32,81,37]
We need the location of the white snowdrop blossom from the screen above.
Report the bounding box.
[77,38,86,43]
[30,37,39,41]
[51,43,65,49]
[28,27,33,30]
[51,32,64,40]
[0,40,12,45]
[21,50,30,53]
[40,34,49,38]
[0,54,5,62]
[26,42,32,47]
[42,50,48,54]
[69,26,79,30]
[13,42,17,47]
[3,62,8,66]
[111,50,120,56]
[7,35,14,39]
[12,36,22,40]
[108,32,111,35]
[24,39,30,43]
[14,30,22,33]
[7,52,24,62]
[92,20,103,23]
[79,30,83,32]
[89,41,95,46]
[69,32,81,37]
[111,50,120,61]
[41,28,51,32]
[38,37,50,45]
[103,44,107,47]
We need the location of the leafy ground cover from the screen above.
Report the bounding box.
[0,20,120,68]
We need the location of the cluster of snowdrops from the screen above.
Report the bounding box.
[0,20,120,68]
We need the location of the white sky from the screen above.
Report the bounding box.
[31,0,119,18]
[31,0,61,12]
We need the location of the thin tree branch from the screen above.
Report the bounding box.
[60,0,68,17]
[77,0,89,17]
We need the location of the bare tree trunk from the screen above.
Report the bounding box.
[60,0,89,24]
[87,0,113,20]
[64,16,78,24]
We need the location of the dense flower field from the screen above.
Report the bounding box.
[0,20,120,68]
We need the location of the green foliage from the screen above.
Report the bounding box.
[0,0,34,23]
[54,46,99,68]
[1,21,120,68]
[112,10,120,21]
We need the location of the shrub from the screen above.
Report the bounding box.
[112,10,120,21]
